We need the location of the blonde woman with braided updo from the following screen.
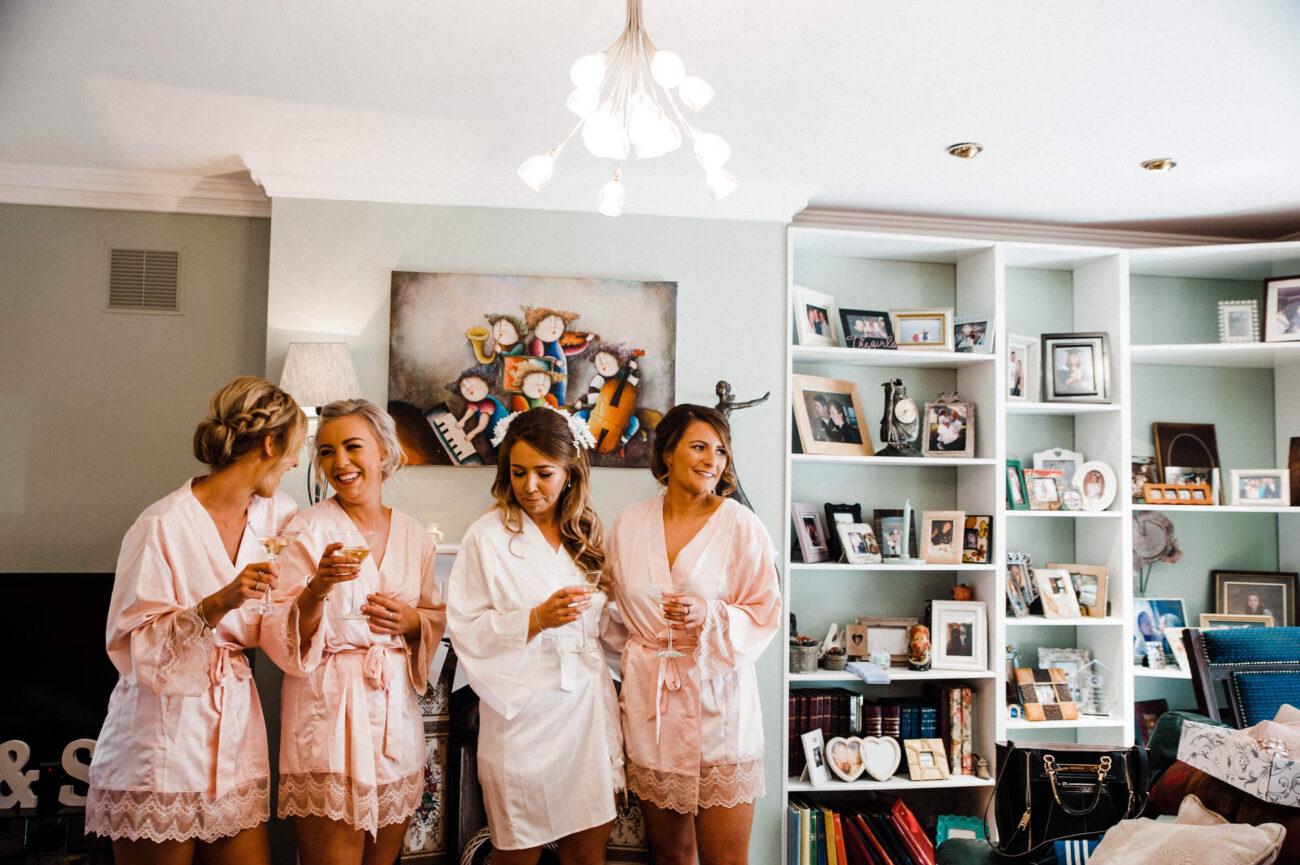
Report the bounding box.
[447,407,624,865]
[86,376,306,865]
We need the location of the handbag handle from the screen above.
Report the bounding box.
[1043,755,1117,817]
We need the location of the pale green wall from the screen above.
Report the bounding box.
[1130,275,1260,344]
[0,203,271,572]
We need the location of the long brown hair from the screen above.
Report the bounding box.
[650,403,738,497]
[491,408,606,580]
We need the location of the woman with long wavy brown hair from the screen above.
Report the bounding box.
[446,407,623,865]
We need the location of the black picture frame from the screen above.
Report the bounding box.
[1152,422,1220,483]
[873,508,918,559]
[1212,569,1300,627]
[823,502,864,562]
[1041,331,1110,403]
[838,308,897,350]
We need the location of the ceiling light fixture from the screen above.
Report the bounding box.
[946,142,983,159]
[1141,158,1177,172]
[517,0,735,216]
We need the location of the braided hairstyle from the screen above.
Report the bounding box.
[192,376,307,469]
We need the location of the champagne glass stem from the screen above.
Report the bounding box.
[259,552,276,614]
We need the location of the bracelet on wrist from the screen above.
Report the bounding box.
[196,599,215,635]
[306,575,330,601]
[533,606,544,632]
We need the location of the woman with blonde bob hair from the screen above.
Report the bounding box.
[263,398,446,865]
[87,376,305,865]
[447,407,623,865]
[607,404,781,865]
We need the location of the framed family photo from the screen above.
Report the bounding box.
[1134,597,1187,661]
[931,600,987,671]
[823,502,863,561]
[1006,553,1033,617]
[1024,468,1064,510]
[791,501,831,563]
[1263,275,1300,343]
[921,509,965,565]
[953,313,994,353]
[921,395,974,458]
[1034,447,1083,480]
[1218,299,1260,343]
[1047,562,1108,617]
[962,515,991,564]
[858,617,918,666]
[874,508,919,559]
[839,308,897,349]
[1035,568,1081,618]
[836,522,883,565]
[1073,460,1117,511]
[1228,469,1290,506]
[791,373,873,456]
[1212,569,1298,626]
[794,285,840,347]
[1007,334,1037,401]
[1041,332,1110,403]
[1006,460,1029,510]
[892,307,954,351]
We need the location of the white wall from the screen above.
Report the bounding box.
[265,197,788,861]
[0,203,271,572]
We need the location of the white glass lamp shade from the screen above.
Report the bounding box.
[596,177,626,217]
[517,153,556,191]
[627,91,661,148]
[582,107,630,160]
[565,88,600,118]
[693,132,731,170]
[677,76,714,111]
[650,50,686,88]
[635,115,682,159]
[279,343,361,409]
[705,168,738,201]
[569,53,607,90]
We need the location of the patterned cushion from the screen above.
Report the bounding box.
[1202,627,1300,664]
[1231,670,1300,726]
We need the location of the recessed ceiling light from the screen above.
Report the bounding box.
[946,142,983,159]
[1141,158,1177,172]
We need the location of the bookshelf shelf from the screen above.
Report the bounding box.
[792,344,996,369]
[792,454,997,468]
[1005,616,1123,627]
[1133,667,1191,680]
[1130,342,1300,369]
[1004,716,1125,730]
[787,775,994,793]
[1003,510,1122,519]
[1004,402,1123,416]
[1132,504,1300,515]
[787,562,997,573]
[789,670,996,683]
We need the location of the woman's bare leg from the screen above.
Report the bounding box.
[294,815,366,865]
[640,800,696,865]
[554,820,615,865]
[111,837,195,865]
[695,802,754,865]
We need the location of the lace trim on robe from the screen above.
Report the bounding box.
[84,777,269,842]
[154,606,216,696]
[626,758,764,815]
[278,770,424,835]
[693,599,732,676]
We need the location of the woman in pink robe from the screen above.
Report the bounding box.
[86,376,306,865]
[607,404,781,865]
[263,398,446,865]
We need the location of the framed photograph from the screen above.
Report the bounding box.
[794,285,840,347]
[1219,299,1260,343]
[1212,569,1298,626]
[839,308,897,350]
[936,815,986,845]
[1142,482,1213,505]
[954,313,994,353]
[920,395,975,458]
[962,515,992,564]
[1073,461,1117,511]
[1152,422,1220,483]
[791,373,873,456]
[1047,562,1108,618]
[1035,568,1081,618]
[1135,699,1169,747]
[931,600,987,671]
[1006,459,1029,510]
[1165,627,1191,673]
[920,510,965,565]
[1007,551,1035,609]
[874,508,918,559]
[1024,468,1063,510]
[857,617,918,666]
[1038,647,1092,704]
[836,522,883,565]
[892,307,954,351]
[823,502,863,561]
[1006,570,1029,617]
[1033,447,1084,480]
[1263,274,1300,343]
[801,728,831,786]
[1132,457,1157,502]
[903,738,950,781]
[1042,332,1110,403]
[1199,613,1274,630]
[1015,667,1078,721]
[1007,333,1038,401]
[1229,469,1290,506]
[791,501,831,563]
[1133,598,1187,661]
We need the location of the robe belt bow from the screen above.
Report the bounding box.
[208,646,252,799]
[630,632,698,743]
[334,645,408,760]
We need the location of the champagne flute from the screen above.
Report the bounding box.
[253,524,298,614]
[330,529,377,620]
[564,569,603,653]
[656,581,687,659]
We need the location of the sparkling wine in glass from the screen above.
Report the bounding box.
[565,570,603,653]
[253,525,298,614]
[330,529,377,620]
[656,583,687,659]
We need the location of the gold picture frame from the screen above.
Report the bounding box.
[791,373,874,457]
[903,738,950,781]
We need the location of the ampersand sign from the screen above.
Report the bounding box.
[0,740,38,808]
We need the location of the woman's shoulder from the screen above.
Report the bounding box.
[613,494,663,526]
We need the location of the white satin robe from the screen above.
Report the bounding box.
[607,495,781,814]
[86,480,297,842]
[446,511,623,850]
[262,499,446,835]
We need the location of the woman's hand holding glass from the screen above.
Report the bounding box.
[361,593,420,638]
[662,592,706,632]
[206,561,280,623]
[304,541,362,602]
[532,586,592,635]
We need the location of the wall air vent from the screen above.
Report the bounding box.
[106,247,182,313]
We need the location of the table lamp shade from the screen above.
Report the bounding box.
[279,343,361,408]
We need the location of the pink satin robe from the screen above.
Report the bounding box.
[262,500,446,835]
[607,495,781,814]
[86,480,297,842]
[446,511,624,850]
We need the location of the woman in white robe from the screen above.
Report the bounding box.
[447,407,623,865]
[607,404,781,865]
[86,376,306,865]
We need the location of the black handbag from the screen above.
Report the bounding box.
[993,741,1149,856]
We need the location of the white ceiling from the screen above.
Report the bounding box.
[3,0,1299,236]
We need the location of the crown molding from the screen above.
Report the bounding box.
[791,207,1253,248]
[0,163,271,217]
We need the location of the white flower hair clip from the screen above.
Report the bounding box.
[490,406,597,452]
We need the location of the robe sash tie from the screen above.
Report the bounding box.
[208,646,252,799]
[335,645,407,760]
[630,633,698,743]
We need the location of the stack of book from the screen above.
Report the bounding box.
[789,688,863,776]
[786,796,936,865]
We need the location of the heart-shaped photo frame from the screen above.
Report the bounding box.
[861,735,902,782]
[824,737,866,782]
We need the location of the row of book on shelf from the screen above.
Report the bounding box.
[787,796,935,865]
[789,686,975,779]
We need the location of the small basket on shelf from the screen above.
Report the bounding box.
[790,636,819,674]
[822,647,848,671]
